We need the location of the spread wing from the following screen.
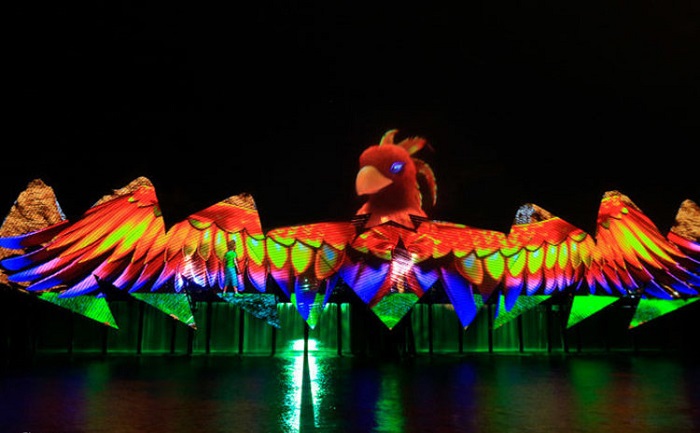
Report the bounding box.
[585,191,700,299]
[0,177,268,327]
[327,192,699,330]
[0,178,166,295]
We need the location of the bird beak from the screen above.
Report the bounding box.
[356,165,393,196]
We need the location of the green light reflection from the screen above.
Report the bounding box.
[281,339,324,433]
[375,372,406,432]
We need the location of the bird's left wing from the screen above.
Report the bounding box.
[0,177,268,328]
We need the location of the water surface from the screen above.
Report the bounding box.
[2,352,698,433]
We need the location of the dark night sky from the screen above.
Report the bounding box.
[4,2,698,236]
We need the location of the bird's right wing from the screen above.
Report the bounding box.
[331,192,700,331]
[0,177,166,296]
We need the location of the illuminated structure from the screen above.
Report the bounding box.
[0,129,698,355]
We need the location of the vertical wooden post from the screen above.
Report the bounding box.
[561,306,570,354]
[487,304,494,353]
[67,313,75,355]
[101,325,109,356]
[546,304,553,353]
[170,318,178,355]
[238,309,245,355]
[136,302,145,355]
[271,325,277,356]
[186,324,195,356]
[517,315,524,353]
[428,302,434,356]
[205,300,213,355]
[336,302,343,356]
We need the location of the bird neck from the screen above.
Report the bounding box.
[357,184,426,229]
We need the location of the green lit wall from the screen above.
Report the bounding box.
[1,287,697,359]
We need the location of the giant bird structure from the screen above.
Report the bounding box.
[0,130,699,338]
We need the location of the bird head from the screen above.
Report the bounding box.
[355,129,437,229]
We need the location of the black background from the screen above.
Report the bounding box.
[5,2,698,236]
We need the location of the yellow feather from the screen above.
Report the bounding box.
[265,238,289,269]
[291,242,313,274]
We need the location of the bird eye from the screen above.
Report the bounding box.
[390,161,405,174]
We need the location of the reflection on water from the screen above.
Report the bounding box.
[281,339,324,432]
[1,350,698,433]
